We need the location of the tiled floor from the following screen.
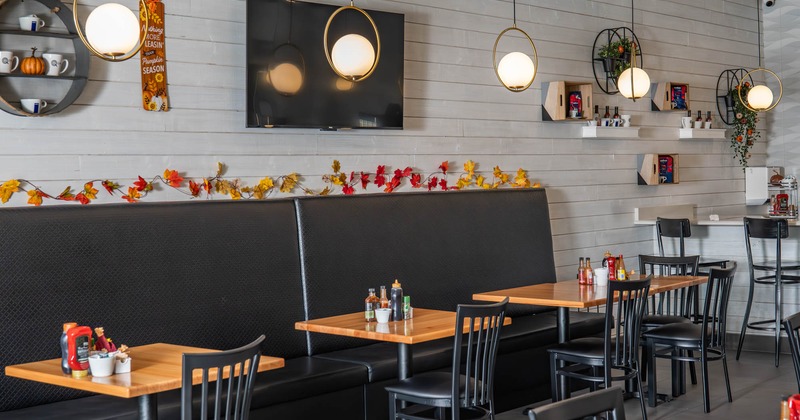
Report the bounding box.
[497,350,796,420]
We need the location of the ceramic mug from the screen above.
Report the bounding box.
[43,53,69,76]
[620,115,631,127]
[19,14,46,31]
[0,51,19,74]
[594,267,609,286]
[693,119,704,129]
[681,116,693,129]
[601,118,611,127]
[21,99,48,114]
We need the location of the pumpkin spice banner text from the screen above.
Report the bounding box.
[140,0,169,111]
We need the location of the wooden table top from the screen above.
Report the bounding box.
[472,275,707,309]
[5,343,285,399]
[295,308,512,345]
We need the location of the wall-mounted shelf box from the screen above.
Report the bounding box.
[542,81,593,121]
[581,126,640,138]
[651,82,689,112]
[637,154,680,185]
[678,128,727,139]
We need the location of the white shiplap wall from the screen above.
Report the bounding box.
[0,1,760,285]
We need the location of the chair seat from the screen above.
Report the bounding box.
[385,372,475,401]
[547,337,607,359]
[642,322,708,342]
[753,260,800,271]
[642,314,692,329]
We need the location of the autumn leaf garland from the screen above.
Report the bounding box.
[0,160,539,206]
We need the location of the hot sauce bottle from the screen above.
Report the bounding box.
[578,257,586,285]
[585,258,594,285]
[365,288,379,322]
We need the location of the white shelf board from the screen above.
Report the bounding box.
[581,126,640,138]
[678,128,727,139]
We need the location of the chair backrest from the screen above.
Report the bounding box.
[700,264,737,351]
[182,335,265,420]
[452,297,508,414]
[527,385,626,420]
[605,278,651,370]
[639,255,699,319]
[783,311,800,393]
[656,217,692,257]
[744,217,790,272]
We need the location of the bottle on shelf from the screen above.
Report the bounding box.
[593,105,601,126]
[585,258,594,285]
[603,106,611,119]
[613,106,620,119]
[365,288,379,322]
[390,279,404,321]
[694,110,703,129]
[379,285,389,308]
[705,111,713,129]
[617,255,627,281]
[578,257,586,285]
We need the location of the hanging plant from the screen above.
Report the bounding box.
[596,37,632,79]
[729,82,761,170]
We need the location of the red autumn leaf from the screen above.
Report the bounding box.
[376,165,386,176]
[439,161,449,174]
[122,187,141,203]
[360,172,370,189]
[75,192,90,205]
[402,167,412,177]
[189,180,201,197]
[349,171,355,182]
[439,178,448,190]
[202,178,213,194]
[101,180,118,195]
[57,186,74,201]
[410,173,422,188]
[374,174,386,187]
[428,176,438,191]
[393,168,404,179]
[164,169,184,187]
[342,184,355,195]
[134,176,149,192]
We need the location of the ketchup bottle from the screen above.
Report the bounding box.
[66,325,92,378]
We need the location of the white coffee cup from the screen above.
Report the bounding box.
[681,116,693,129]
[43,53,69,76]
[20,99,48,114]
[594,267,609,286]
[375,308,392,323]
[19,14,46,31]
[693,119,704,129]
[0,51,19,74]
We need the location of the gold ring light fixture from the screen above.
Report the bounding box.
[73,0,149,62]
[617,0,649,100]
[738,0,782,112]
[324,0,381,82]
[492,0,537,92]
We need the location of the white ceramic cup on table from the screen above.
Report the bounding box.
[88,352,117,377]
[19,14,45,31]
[20,99,47,114]
[0,51,19,74]
[594,267,609,286]
[43,53,69,76]
[375,308,392,323]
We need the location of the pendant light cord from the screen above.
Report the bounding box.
[513,0,517,28]
[631,0,634,32]
[757,0,763,68]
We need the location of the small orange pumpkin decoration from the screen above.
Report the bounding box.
[21,47,45,75]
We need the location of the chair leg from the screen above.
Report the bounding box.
[687,351,698,385]
[389,392,398,419]
[737,277,756,360]
[549,353,560,402]
[636,367,648,420]
[641,344,649,383]
[723,354,733,403]
[701,350,711,413]
[647,340,658,407]
[590,366,598,392]
[776,278,783,367]
[671,348,680,398]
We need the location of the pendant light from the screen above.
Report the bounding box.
[617,0,649,100]
[72,0,148,62]
[324,0,380,82]
[738,0,782,112]
[268,0,305,96]
[492,0,537,92]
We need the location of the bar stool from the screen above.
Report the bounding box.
[656,217,730,274]
[737,217,800,367]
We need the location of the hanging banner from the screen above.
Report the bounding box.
[140,0,169,111]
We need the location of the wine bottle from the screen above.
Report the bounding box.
[705,111,713,129]
[594,105,600,126]
[613,106,620,119]
[604,106,610,118]
[694,110,703,129]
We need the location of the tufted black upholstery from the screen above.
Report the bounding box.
[295,189,558,355]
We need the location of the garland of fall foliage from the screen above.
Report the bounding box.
[0,160,539,206]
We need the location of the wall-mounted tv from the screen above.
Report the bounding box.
[246,0,404,130]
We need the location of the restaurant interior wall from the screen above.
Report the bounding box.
[0,0,761,281]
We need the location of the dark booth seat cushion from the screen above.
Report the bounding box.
[0,395,140,420]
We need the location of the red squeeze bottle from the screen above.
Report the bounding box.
[66,326,92,378]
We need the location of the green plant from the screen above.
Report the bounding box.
[597,38,633,79]
[729,82,761,170]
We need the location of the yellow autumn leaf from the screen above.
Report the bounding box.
[216,180,230,195]
[533,182,541,188]
[332,160,341,173]
[476,175,485,187]
[216,162,226,177]
[241,186,253,193]
[456,177,471,190]
[259,177,274,191]
[490,182,500,189]
[27,190,42,206]
[481,182,492,190]
[83,182,98,200]
[464,160,476,177]
[513,168,530,188]
[493,166,503,178]
[280,173,299,193]
[230,188,242,200]
[319,187,331,196]
[498,172,509,184]
[332,174,344,186]
[0,179,20,203]
[303,188,316,195]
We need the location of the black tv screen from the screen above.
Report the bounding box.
[246,0,404,129]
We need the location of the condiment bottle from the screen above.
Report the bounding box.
[66,325,92,378]
[578,257,586,285]
[607,256,616,281]
[60,322,78,374]
[364,288,379,322]
[585,258,594,285]
[781,395,790,420]
[379,285,389,309]
[617,255,627,281]
[390,280,404,321]
[403,296,412,320]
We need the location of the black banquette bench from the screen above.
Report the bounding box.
[0,189,603,419]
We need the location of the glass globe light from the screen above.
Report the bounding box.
[85,3,140,56]
[497,51,535,90]
[269,63,303,96]
[747,84,774,110]
[331,34,375,80]
[617,66,651,99]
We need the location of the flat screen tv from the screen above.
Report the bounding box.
[246,0,404,130]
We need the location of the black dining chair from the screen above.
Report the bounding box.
[638,254,700,395]
[526,386,626,420]
[385,298,508,420]
[737,217,800,367]
[181,335,265,420]
[656,217,729,275]
[642,263,737,413]
[783,311,800,393]
[548,277,651,420]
